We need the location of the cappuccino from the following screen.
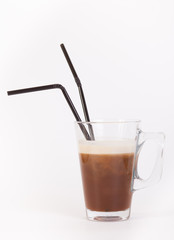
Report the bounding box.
[79,140,135,212]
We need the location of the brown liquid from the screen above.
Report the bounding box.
[79,152,134,212]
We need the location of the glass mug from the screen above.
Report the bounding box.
[75,120,165,221]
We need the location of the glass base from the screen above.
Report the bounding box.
[86,208,130,222]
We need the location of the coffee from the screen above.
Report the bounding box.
[79,140,135,212]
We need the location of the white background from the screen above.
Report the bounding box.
[0,0,174,239]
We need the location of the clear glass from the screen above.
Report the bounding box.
[75,120,165,222]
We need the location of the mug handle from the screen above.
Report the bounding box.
[133,129,165,191]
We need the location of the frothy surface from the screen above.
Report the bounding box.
[78,139,136,154]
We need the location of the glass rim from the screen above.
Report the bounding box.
[75,119,141,124]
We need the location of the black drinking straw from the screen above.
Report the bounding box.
[7,84,91,140]
[60,43,95,140]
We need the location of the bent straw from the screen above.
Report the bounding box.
[60,44,95,140]
[7,84,91,140]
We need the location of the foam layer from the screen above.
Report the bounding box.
[78,139,136,154]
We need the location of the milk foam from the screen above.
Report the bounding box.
[78,139,136,154]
